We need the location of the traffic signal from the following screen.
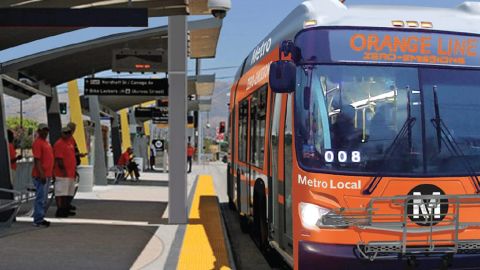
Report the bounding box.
[219,121,225,133]
[59,102,67,115]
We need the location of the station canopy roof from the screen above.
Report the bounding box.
[1,18,222,87]
[188,74,215,97]
[188,98,212,112]
[0,0,212,51]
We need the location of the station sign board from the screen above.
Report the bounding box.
[112,49,165,73]
[328,29,480,67]
[84,78,168,96]
[295,28,480,68]
[153,101,168,124]
[152,139,165,152]
[134,107,154,119]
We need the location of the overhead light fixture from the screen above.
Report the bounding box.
[10,0,42,7]
[73,0,152,9]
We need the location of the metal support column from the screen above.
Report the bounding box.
[111,113,122,165]
[0,78,12,189]
[168,15,187,224]
[46,87,62,144]
[198,112,203,164]
[0,77,16,223]
[68,80,89,165]
[195,59,201,162]
[88,96,108,186]
[195,58,201,76]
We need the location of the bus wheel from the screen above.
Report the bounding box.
[253,179,268,252]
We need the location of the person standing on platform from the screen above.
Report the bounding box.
[67,122,87,165]
[8,129,22,185]
[187,143,196,173]
[149,141,156,171]
[66,122,86,211]
[53,126,77,217]
[32,123,53,227]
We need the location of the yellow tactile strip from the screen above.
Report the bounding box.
[177,175,232,270]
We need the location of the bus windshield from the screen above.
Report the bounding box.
[294,65,480,176]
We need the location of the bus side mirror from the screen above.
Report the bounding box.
[269,60,296,93]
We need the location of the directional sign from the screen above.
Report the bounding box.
[113,49,165,73]
[153,101,168,124]
[152,139,165,152]
[135,107,153,118]
[84,78,168,96]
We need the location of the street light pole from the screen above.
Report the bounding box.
[19,100,23,129]
[19,99,24,156]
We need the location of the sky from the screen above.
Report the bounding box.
[0,0,476,90]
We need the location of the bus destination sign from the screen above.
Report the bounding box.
[84,78,168,96]
[329,30,480,67]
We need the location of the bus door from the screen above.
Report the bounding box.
[270,93,293,254]
[249,85,268,216]
[238,99,249,214]
[284,94,294,253]
[228,106,235,204]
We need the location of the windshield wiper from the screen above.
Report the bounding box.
[363,116,416,195]
[363,89,416,195]
[431,86,480,193]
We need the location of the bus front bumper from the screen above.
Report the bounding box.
[298,241,480,270]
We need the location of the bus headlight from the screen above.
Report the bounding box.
[299,202,330,230]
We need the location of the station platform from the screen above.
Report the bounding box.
[0,163,234,270]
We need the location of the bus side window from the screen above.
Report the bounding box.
[239,99,249,163]
[250,85,268,168]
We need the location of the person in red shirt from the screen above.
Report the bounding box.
[32,123,54,227]
[117,147,140,181]
[66,122,87,165]
[66,122,87,212]
[54,126,77,217]
[7,129,22,185]
[187,143,196,173]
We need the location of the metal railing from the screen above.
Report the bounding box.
[0,188,26,227]
[322,194,480,261]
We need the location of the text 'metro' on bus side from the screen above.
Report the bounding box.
[227,0,480,269]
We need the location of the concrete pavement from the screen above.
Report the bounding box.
[0,162,231,270]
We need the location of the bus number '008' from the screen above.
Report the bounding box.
[324,151,361,163]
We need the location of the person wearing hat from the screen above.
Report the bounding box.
[53,126,77,217]
[66,122,87,212]
[117,147,140,181]
[66,122,87,165]
[32,123,53,227]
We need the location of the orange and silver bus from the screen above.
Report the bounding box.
[227,0,480,269]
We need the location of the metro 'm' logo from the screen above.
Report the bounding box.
[413,191,441,219]
[349,33,478,57]
[407,184,448,226]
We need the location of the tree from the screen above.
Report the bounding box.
[6,116,38,149]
